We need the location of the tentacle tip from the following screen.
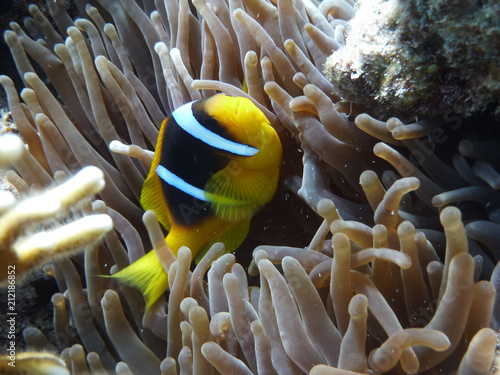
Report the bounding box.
[154,41,168,54]
[431,195,444,208]
[373,142,387,156]
[109,140,129,154]
[439,205,462,226]
[101,289,119,307]
[458,139,474,157]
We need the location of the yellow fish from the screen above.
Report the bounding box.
[112,94,282,307]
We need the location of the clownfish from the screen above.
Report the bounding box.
[112,94,282,307]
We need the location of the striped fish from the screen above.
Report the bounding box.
[112,94,282,307]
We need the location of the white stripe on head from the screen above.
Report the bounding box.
[172,101,259,156]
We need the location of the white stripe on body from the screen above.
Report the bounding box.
[156,164,208,201]
[156,164,250,206]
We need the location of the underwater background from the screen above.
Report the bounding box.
[0,0,499,374]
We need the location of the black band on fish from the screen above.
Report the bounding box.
[172,101,259,156]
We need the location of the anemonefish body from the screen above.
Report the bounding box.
[112,94,282,306]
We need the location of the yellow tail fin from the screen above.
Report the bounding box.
[111,251,168,307]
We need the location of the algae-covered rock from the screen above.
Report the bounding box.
[324,0,500,122]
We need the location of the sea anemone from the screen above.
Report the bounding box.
[0,0,498,374]
[0,131,112,285]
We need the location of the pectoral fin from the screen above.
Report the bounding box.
[204,164,277,222]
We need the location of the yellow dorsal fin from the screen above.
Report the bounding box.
[110,251,168,307]
[204,164,279,222]
[194,218,251,263]
[140,118,172,230]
